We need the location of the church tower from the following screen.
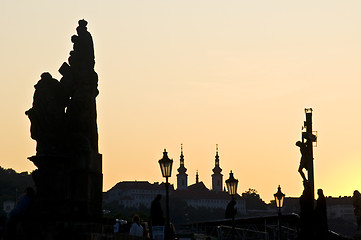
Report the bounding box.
[177,144,188,190]
[212,144,223,192]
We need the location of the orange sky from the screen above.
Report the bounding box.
[0,1,361,202]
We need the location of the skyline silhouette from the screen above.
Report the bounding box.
[1,1,361,202]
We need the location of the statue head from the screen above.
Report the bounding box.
[78,19,88,27]
[76,20,88,36]
[71,35,78,43]
[41,72,52,81]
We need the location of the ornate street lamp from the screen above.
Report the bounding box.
[225,171,238,240]
[226,171,238,196]
[159,149,173,178]
[158,149,173,240]
[274,185,285,214]
[274,185,285,240]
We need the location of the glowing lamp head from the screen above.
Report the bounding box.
[225,171,238,196]
[158,149,173,178]
[274,185,285,209]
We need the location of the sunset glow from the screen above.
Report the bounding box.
[1,1,361,202]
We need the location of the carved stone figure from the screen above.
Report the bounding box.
[27,19,99,156]
[315,189,328,239]
[25,72,66,155]
[296,140,309,182]
[26,20,102,219]
[59,19,99,154]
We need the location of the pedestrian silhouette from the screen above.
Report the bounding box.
[353,190,361,231]
[315,189,328,239]
[150,194,164,226]
[5,187,35,240]
[225,199,236,219]
[129,215,143,237]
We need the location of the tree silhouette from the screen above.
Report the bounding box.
[241,188,267,210]
[0,167,34,204]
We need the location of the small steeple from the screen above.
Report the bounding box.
[212,144,223,192]
[196,170,199,184]
[180,144,184,165]
[177,144,187,174]
[177,144,188,190]
[213,144,222,174]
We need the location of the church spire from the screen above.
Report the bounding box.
[196,170,199,183]
[177,144,188,190]
[212,144,223,192]
[178,144,186,174]
[213,144,222,174]
[180,144,184,165]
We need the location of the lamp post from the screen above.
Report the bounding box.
[274,185,285,240]
[225,171,238,240]
[158,149,173,240]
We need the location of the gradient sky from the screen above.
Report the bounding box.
[1,1,361,202]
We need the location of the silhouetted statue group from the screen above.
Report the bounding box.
[26,19,99,156]
[296,110,329,239]
[25,20,102,221]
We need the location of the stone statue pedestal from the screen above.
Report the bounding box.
[29,153,102,220]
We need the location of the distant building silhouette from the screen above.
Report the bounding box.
[327,196,354,222]
[104,146,247,214]
[104,179,246,215]
[212,145,223,193]
[174,180,245,213]
[272,196,354,222]
[104,181,172,208]
[176,144,188,190]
